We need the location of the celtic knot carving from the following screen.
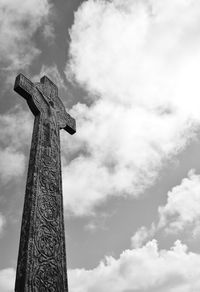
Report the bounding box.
[35,225,59,259]
[37,194,59,221]
[39,166,59,193]
[34,263,62,292]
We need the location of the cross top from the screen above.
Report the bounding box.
[14,73,76,134]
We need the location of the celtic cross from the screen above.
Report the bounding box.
[14,73,76,291]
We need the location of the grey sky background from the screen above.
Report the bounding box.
[1,0,200,291]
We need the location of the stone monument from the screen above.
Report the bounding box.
[14,73,76,291]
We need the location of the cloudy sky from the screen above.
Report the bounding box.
[1,0,200,291]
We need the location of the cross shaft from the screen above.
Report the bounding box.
[14,73,75,292]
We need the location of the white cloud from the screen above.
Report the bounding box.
[64,0,200,215]
[0,147,25,184]
[158,170,200,235]
[128,170,200,242]
[69,239,200,292]
[0,268,15,292]
[131,224,156,248]
[67,0,200,116]
[0,108,32,150]
[0,0,52,77]
[3,240,200,292]
[0,108,32,184]
[63,103,197,216]
[2,240,200,292]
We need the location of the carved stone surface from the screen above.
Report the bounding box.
[14,74,76,292]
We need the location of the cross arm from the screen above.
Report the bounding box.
[54,92,76,135]
[14,73,39,115]
[14,73,34,100]
[63,112,76,135]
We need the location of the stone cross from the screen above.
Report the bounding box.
[14,73,76,292]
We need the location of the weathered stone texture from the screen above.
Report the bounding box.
[14,74,76,292]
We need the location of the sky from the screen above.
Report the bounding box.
[2,0,200,291]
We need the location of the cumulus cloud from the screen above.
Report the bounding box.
[0,0,52,78]
[64,0,200,215]
[158,170,200,235]
[69,239,200,292]
[0,108,32,184]
[131,224,156,248]
[3,240,200,292]
[129,169,200,246]
[0,268,15,292]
